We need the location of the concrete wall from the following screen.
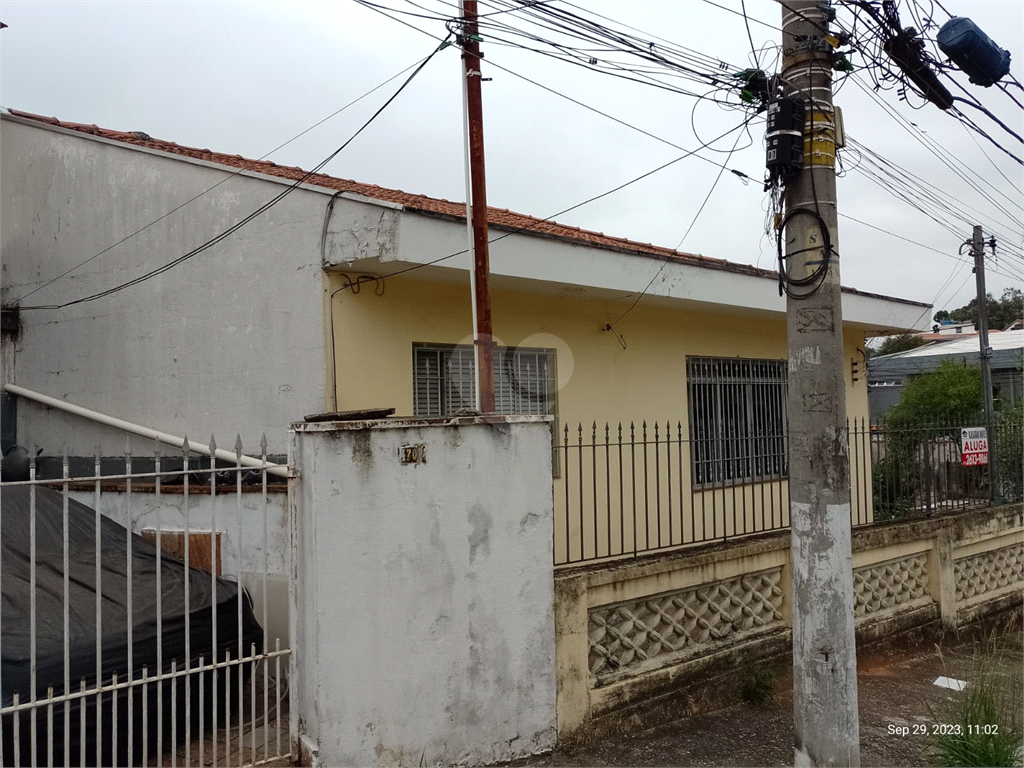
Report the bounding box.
[290,415,556,767]
[0,117,330,456]
[555,502,1024,738]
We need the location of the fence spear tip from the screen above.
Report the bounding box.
[234,433,244,456]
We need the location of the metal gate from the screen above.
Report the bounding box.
[0,436,293,767]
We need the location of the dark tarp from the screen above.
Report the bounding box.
[1,486,263,766]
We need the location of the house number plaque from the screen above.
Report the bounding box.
[400,444,427,465]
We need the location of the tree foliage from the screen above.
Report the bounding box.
[943,287,1023,331]
[870,333,931,358]
[884,361,983,428]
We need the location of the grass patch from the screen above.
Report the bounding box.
[928,632,1023,767]
[740,667,777,706]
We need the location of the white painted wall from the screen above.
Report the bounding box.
[67,488,291,650]
[290,416,556,767]
[379,211,932,332]
[0,116,333,456]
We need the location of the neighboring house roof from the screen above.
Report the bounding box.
[870,329,1024,378]
[914,332,979,343]
[3,108,929,311]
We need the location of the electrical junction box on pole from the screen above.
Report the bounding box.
[765,96,805,176]
[833,106,845,148]
[961,426,989,467]
[937,17,1011,87]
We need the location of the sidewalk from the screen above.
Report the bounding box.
[515,612,1022,767]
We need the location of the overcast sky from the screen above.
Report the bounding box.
[1,0,1021,320]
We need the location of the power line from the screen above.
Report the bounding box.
[361,0,741,105]
[13,51,440,305]
[740,0,761,69]
[607,125,750,332]
[19,37,451,311]
[697,0,782,33]
[849,75,1024,227]
[331,119,758,294]
[358,0,759,177]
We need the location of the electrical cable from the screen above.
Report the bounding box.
[12,51,440,305]
[358,0,762,176]
[848,139,1024,241]
[18,36,451,311]
[845,86,1024,234]
[740,0,761,69]
[480,56,755,179]
[387,0,743,103]
[697,0,782,33]
[325,118,757,294]
[776,209,833,300]
[606,124,750,332]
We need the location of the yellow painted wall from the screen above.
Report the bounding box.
[326,272,874,561]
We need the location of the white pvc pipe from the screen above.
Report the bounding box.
[3,383,288,478]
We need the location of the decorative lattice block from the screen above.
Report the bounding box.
[954,543,1024,603]
[588,567,783,679]
[853,553,930,618]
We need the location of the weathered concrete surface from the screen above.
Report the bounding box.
[555,502,1023,743]
[291,416,556,767]
[511,609,1023,768]
[0,114,406,455]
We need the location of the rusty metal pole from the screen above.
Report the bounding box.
[780,1,860,765]
[459,0,495,413]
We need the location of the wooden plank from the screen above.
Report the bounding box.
[303,408,395,422]
[141,529,222,576]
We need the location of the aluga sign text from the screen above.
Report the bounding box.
[961,427,989,467]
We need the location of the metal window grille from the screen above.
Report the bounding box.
[413,344,557,418]
[413,344,560,475]
[687,357,789,486]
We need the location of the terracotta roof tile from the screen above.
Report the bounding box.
[5,108,930,309]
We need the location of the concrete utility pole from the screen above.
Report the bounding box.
[459,0,496,413]
[972,225,995,427]
[779,2,860,765]
[971,225,996,500]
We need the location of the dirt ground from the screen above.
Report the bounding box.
[513,613,1023,768]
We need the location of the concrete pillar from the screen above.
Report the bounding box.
[289,415,556,767]
[931,529,959,629]
[553,572,590,738]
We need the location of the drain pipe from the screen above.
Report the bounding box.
[3,383,288,478]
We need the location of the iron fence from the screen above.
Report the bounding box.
[0,437,292,767]
[554,416,1020,567]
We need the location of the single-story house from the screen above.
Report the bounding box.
[1,107,929,562]
[869,329,1024,420]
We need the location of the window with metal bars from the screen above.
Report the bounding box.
[413,343,558,419]
[686,357,788,486]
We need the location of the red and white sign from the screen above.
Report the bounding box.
[961,427,988,467]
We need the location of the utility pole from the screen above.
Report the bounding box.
[459,0,495,413]
[779,2,860,765]
[972,225,995,499]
